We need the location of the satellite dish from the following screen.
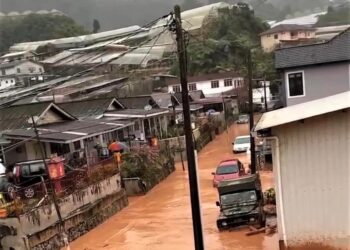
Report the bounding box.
[144,105,152,111]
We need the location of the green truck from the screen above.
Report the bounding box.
[216,174,265,230]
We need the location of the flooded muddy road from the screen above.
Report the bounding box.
[69,124,278,250]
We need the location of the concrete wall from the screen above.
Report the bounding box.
[272,110,350,249]
[282,62,350,106]
[168,77,244,96]
[0,174,123,250]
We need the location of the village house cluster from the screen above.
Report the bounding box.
[0,2,348,250]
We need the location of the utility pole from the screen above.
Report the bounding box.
[31,116,68,246]
[247,50,256,174]
[171,95,185,171]
[173,6,204,250]
[263,76,268,112]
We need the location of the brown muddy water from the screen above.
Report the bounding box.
[68,124,279,250]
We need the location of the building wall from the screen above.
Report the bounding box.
[0,77,16,90]
[282,62,350,106]
[261,30,316,52]
[272,110,350,249]
[168,77,244,96]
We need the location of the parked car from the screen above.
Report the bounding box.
[216,174,265,230]
[232,135,251,154]
[13,160,50,198]
[237,114,249,124]
[212,159,245,187]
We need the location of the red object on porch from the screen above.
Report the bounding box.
[48,157,65,179]
[48,157,65,194]
[108,141,123,152]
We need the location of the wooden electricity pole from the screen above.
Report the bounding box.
[174,5,204,250]
[31,116,68,246]
[247,50,256,174]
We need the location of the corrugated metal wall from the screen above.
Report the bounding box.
[273,110,350,247]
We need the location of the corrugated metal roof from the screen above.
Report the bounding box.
[0,102,75,131]
[10,26,142,52]
[58,97,124,118]
[117,96,159,109]
[105,108,169,118]
[255,91,350,131]
[275,28,350,69]
[3,120,128,143]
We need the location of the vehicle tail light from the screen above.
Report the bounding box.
[14,166,20,182]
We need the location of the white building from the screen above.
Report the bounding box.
[0,60,44,77]
[0,77,16,90]
[255,91,350,250]
[166,72,244,97]
[253,81,273,104]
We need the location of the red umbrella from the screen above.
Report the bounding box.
[108,142,122,152]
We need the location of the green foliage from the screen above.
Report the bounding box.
[121,145,174,187]
[173,6,275,79]
[0,14,88,53]
[316,5,350,26]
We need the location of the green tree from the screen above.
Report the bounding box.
[0,14,88,53]
[171,6,272,78]
[93,18,101,33]
[316,5,350,26]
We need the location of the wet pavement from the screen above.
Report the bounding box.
[69,124,278,250]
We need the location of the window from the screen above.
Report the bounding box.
[1,69,5,76]
[274,34,278,39]
[39,68,43,73]
[173,85,181,93]
[73,141,81,151]
[30,163,46,175]
[5,81,8,84]
[211,80,219,88]
[287,72,305,97]
[21,165,31,176]
[291,31,297,37]
[17,68,21,73]
[189,83,197,91]
[50,143,70,156]
[224,79,232,87]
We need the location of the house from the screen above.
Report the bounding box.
[0,60,45,86]
[275,28,350,107]
[260,24,316,52]
[254,91,350,250]
[58,96,170,142]
[0,102,133,166]
[0,60,44,77]
[166,72,244,97]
